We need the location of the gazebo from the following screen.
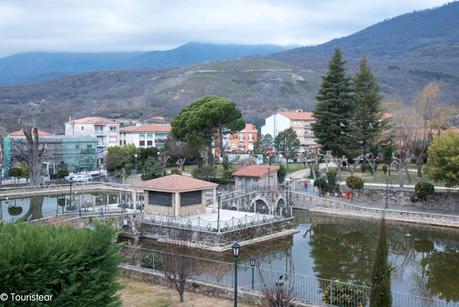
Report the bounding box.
[136,174,218,217]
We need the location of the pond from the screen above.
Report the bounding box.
[0,192,135,222]
[139,210,459,305]
[2,195,458,304]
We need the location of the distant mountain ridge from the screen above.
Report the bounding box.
[0,43,289,85]
[1,2,459,133]
[271,2,459,101]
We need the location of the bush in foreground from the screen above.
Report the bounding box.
[414,182,435,202]
[0,222,123,306]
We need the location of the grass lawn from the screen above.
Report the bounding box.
[120,278,254,307]
[339,169,443,185]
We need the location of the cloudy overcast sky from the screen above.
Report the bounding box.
[0,0,450,56]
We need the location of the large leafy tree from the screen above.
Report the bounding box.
[171,96,244,165]
[425,130,459,187]
[312,48,354,158]
[274,128,300,170]
[351,56,385,155]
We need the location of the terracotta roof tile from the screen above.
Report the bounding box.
[232,165,279,178]
[9,128,53,137]
[120,124,171,133]
[135,174,217,192]
[68,117,116,125]
[280,111,314,121]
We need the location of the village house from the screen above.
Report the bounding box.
[261,110,316,150]
[65,117,119,163]
[119,124,171,149]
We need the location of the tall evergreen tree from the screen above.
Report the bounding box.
[351,56,385,155]
[370,218,392,307]
[312,48,354,158]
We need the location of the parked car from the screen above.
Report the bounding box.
[65,174,93,183]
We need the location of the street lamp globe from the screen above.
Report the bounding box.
[249,255,256,267]
[232,241,241,258]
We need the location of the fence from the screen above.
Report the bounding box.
[291,192,459,227]
[123,247,458,307]
[143,212,288,233]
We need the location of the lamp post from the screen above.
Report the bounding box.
[134,153,138,174]
[232,241,241,307]
[217,191,221,232]
[249,255,256,290]
[267,167,271,190]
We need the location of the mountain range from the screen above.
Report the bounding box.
[0,2,458,133]
[0,43,289,85]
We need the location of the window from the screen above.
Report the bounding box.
[87,144,92,149]
[95,125,104,133]
[120,141,122,146]
[248,133,253,140]
[147,140,153,146]
[139,140,145,147]
[123,140,126,145]
[180,191,202,207]
[147,133,153,139]
[110,125,117,131]
[139,134,145,139]
[81,126,84,130]
[148,191,172,207]
[239,134,244,141]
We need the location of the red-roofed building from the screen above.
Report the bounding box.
[120,124,171,149]
[136,174,218,217]
[65,117,119,163]
[226,123,258,152]
[8,128,53,138]
[232,165,279,189]
[261,110,316,150]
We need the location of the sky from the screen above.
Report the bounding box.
[0,0,451,56]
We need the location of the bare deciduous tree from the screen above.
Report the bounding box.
[391,151,412,187]
[162,229,193,303]
[13,125,46,186]
[259,254,295,307]
[364,153,379,180]
[304,148,321,180]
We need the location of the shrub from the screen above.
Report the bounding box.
[8,206,23,216]
[277,164,287,183]
[57,168,69,179]
[8,167,23,178]
[191,165,216,180]
[322,281,366,307]
[314,177,329,194]
[0,222,123,306]
[414,182,435,201]
[170,168,182,175]
[346,176,364,190]
[326,168,338,192]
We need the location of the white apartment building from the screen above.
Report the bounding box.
[119,124,171,149]
[65,117,119,162]
[261,111,316,148]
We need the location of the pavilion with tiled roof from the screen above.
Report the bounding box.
[232,165,279,189]
[136,174,218,217]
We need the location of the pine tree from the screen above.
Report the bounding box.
[351,56,385,156]
[370,218,392,307]
[312,48,354,158]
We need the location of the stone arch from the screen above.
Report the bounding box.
[249,198,270,214]
[276,198,290,217]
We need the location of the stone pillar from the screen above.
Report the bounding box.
[132,190,137,209]
[174,192,180,217]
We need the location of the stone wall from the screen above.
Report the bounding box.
[353,189,459,213]
[141,218,295,251]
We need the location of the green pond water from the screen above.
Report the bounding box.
[1,195,458,304]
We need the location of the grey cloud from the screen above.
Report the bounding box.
[0,0,450,56]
